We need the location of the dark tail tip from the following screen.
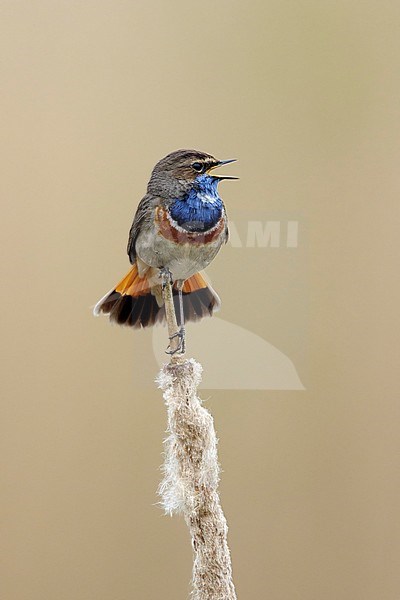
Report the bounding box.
[173,287,219,327]
[94,284,220,329]
[95,290,164,328]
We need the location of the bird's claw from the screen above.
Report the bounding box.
[165,326,186,355]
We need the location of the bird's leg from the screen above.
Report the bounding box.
[159,268,184,356]
[167,281,186,355]
[177,282,186,354]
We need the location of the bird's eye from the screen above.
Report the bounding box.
[192,162,204,173]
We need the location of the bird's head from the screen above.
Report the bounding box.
[147,149,237,199]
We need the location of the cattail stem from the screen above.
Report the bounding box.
[157,359,237,600]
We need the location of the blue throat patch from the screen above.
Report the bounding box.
[169,174,223,232]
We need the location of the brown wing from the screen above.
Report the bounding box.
[127,194,154,264]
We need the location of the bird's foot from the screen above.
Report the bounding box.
[165,326,186,355]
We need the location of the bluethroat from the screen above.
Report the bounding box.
[94,149,237,351]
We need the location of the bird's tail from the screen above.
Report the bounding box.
[93,263,220,328]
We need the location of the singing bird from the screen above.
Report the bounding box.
[94,149,237,351]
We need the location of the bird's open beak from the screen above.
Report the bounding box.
[208,158,238,180]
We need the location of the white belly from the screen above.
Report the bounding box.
[136,229,224,281]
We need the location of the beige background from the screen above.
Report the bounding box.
[2,1,400,599]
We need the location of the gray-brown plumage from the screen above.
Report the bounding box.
[94,149,236,329]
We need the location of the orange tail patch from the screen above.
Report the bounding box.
[93,263,162,328]
[115,263,151,296]
[181,272,208,293]
[94,267,220,329]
